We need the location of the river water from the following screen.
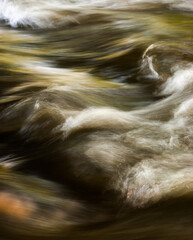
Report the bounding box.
[0,0,193,239]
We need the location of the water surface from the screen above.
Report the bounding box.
[0,1,193,239]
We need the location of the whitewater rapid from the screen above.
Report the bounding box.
[0,0,193,28]
[1,1,193,239]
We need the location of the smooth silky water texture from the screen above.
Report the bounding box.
[0,0,193,239]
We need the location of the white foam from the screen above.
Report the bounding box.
[126,155,193,207]
[160,65,193,95]
[0,0,193,28]
[61,108,134,137]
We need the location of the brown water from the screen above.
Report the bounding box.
[1,1,193,239]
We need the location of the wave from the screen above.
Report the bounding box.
[1,3,193,239]
[1,39,193,207]
[0,0,193,28]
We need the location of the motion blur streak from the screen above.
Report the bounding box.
[0,0,193,239]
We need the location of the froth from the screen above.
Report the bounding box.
[1,0,193,28]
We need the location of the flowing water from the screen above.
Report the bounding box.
[0,0,193,239]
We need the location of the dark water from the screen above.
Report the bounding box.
[1,1,193,239]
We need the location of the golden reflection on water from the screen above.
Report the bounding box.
[0,5,193,240]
